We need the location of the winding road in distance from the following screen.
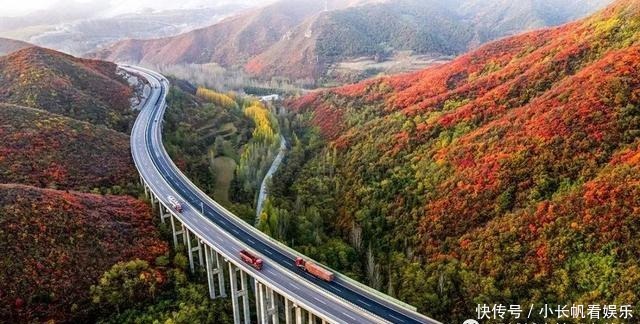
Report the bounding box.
[125,64,440,324]
[256,135,287,223]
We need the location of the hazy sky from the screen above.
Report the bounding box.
[1,0,270,17]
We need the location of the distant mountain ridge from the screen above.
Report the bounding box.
[0,37,33,56]
[91,0,353,67]
[91,0,612,83]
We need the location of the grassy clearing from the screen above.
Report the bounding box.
[212,156,236,203]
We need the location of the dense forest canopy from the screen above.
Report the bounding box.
[270,0,640,321]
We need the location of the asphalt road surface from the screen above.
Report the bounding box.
[124,65,440,324]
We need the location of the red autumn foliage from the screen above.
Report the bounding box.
[0,46,164,322]
[0,184,168,323]
[0,47,133,131]
[286,1,640,317]
[0,104,137,190]
[311,103,345,140]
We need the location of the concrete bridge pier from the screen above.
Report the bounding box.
[141,187,334,324]
[169,212,179,247]
[256,282,279,324]
[140,176,149,199]
[169,213,187,248]
[283,298,293,324]
[229,263,251,324]
[142,182,149,200]
[184,229,206,272]
[204,245,227,299]
[295,305,303,324]
[158,204,171,224]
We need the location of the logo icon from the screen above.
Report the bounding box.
[463,320,479,324]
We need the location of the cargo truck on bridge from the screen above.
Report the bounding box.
[295,257,335,282]
[240,250,263,270]
[167,195,183,212]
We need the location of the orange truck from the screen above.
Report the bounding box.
[295,257,335,282]
[240,250,263,270]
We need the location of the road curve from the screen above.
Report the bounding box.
[125,65,440,324]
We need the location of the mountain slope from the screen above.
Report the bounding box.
[0,184,167,323]
[0,37,32,56]
[0,47,167,322]
[245,0,471,80]
[91,0,343,66]
[278,0,640,321]
[92,0,611,83]
[0,104,137,191]
[0,5,250,56]
[0,47,133,131]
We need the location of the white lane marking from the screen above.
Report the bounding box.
[263,250,273,256]
[290,283,300,290]
[247,238,256,244]
[389,314,404,323]
[133,70,399,323]
[342,312,356,321]
[231,228,240,235]
[313,297,327,305]
[357,299,372,307]
[329,286,343,293]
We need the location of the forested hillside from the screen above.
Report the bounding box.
[0,47,134,131]
[0,104,137,192]
[0,184,167,322]
[163,83,282,222]
[0,47,169,322]
[91,0,337,66]
[93,0,610,85]
[245,0,471,81]
[270,0,640,321]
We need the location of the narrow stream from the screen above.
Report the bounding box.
[255,135,287,224]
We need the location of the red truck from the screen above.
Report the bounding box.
[240,250,263,270]
[167,195,183,212]
[295,257,335,282]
